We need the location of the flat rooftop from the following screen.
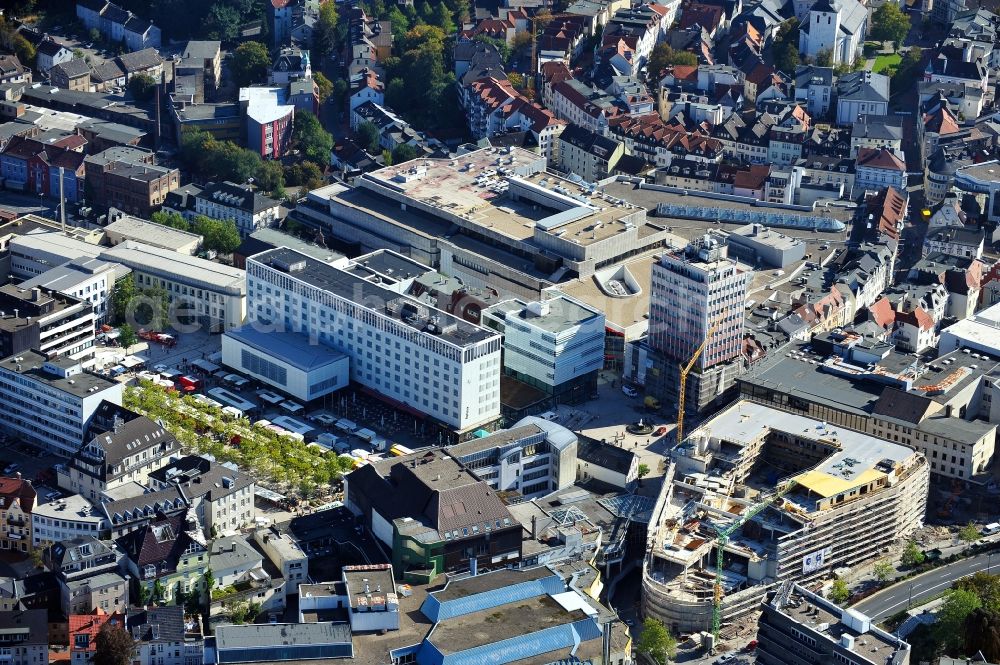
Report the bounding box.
[214,622,352,649]
[343,565,395,609]
[19,259,127,295]
[359,147,641,247]
[0,351,118,398]
[693,400,915,503]
[942,301,1000,350]
[557,252,657,335]
[104,214,203,250]
[99,241,245,294]
[33,492,104,520]
[775,584,906,664]
[484,295,601,334]
[225,326,347,371]
[602,180,854,240]
[348,250,429,283]
[428,593,588,654]
[250,248,498,348]
[10,230,103,260]
[728,223,807,251]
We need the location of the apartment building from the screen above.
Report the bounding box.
[482,294,604,403]
[239,87,294,159]
[58,403,179,502]
[117,515,209,606]
[446,416,579,499]
[19,259,127,326]
[246,248,502,433]
[0,608,47,665]
[99,241,246,332]
[738,340,998,486]
[194,181,281,236]
[0,352,123,455]
[147,456,255,537]
[0,285,97,360]
[31,494,105,549]
[556,125,625,182]
[644,401,928,633]
[0,476,35,553]
[45,536,127,616]
[128,606,204,665]
[83,147,179,216]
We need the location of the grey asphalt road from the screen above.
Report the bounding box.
[853,551,1000,621]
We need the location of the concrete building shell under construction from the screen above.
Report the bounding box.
[641,401,928,635]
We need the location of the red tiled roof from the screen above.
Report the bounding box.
[733,164,770,190]
[869,297,896,329]
[857,147,905,171]
[896,307,934,331]
[0,476,35,512]
[679,3,724,31]
[865,186,906,242]
[69,609,123,654]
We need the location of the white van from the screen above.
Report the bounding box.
[622,385,639,398]
[982,523,1000,536]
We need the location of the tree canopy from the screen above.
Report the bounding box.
[293,111,334,165]
[94,622,135,665]
[313,2,340,62]
[871,3,910,49]
[938,589,983,654]
[180,130,263,183]
[636,618,677,665]
[391,143,418,165]
[232,41,271,88]
[645,43,698,82]
[357,121,381,154]
[128,73,157,101]
[313,71,334,105]
[193,216,242,254]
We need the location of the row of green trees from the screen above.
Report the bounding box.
[124,382,355,492]
[150,211,242,254]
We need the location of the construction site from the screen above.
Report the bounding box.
[641,400,929,640]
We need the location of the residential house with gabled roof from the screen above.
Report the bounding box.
[0,476,35,553]
[45,536,128,616]
[76,0,161,50]
[69,608,124,665]
[123,16,161,51]
[0,606,48,662]
[834,71,889,126]
[851,114,903,158]
[117,515,209,606]
[793,64,834,118]
[50,59,92,92]
[116,48,164,83]
[0,55,31,85]
[58,403,179,501]
[854,147,906,197]
[35,38,74,74]
[463,76,566,160]
[146,455,255,537]
[193,181,282,236]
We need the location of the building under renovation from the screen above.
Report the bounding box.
[642,400,928,635]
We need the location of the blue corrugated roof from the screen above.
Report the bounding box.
[433,619,603,665]
[224,325,348,371]
[422,575,566,622]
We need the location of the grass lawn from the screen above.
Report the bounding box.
[873,53,902,73]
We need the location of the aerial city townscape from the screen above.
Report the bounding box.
[0,0,999,661]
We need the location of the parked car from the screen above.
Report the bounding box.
[621,385,638,398]
[654,426,667,436]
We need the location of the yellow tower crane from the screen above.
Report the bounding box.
[675,319,721,445]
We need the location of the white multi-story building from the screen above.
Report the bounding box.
[0,352,123,455]
[194,182,282,237]
[8,233,103,281]
[0,285,98,360]
[32,494,106,548]
[19,259,128,326]
[99,241,246,332]
[146,456,255,537]
[253,527,308,587]
[482,294,604,402]
[649,237,751,370]
[446,416,579,499]
[246,248,502,432]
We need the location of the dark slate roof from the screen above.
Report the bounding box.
[117,48,163,73]
[576,437,636,475]
[147,455,252,502]
[128,606,184,642]
[101,486,187,527]
[36,39,69,58]
[47,536,114,571]
[558,124,622,160]
[83,407,176,468]
[871,387,934,424]
[0,609,48,646]
[102,4,131,25]
[51,58,91,79]
[346,449,517,540]
[197,181,279,214]
[90,60,126,83]
[116,515,201,572]
[78,0,110,12]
